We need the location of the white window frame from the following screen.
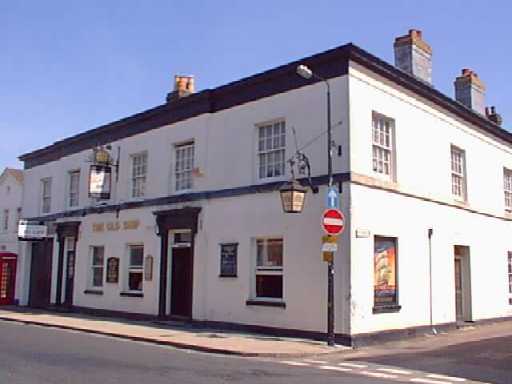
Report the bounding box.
[372,112,395,180]
[451,145,467,201]
[504,168,512,212]
[89,246,105,289]
[68,170,80,208]
[174,141,195,192]
[131,152,147,198]
[41,178,52,214]
[2,209,8,232]
[126,244,144,293]
[253,238,284,301]
[257,120,286,180]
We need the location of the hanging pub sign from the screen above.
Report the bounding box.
[219,243,238,277]
[18,220,48,241]
[106,257,119,283]
[89,164,112,199]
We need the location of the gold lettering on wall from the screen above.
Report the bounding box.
[92,220,140,232]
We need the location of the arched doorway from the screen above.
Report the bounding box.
[0,252,17,305]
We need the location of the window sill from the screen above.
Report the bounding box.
[219,274,237,278]
[246,299,286,308]
[84,289,103,295]
[120,292,144,298]
[373,304,401,314]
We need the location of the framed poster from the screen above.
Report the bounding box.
[144,255,153,281]
[374,236,398,307]
[106,257,119,283]
[219,243,237,277]
[89,165,112,199]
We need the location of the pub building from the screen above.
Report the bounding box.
[16,31,512,345]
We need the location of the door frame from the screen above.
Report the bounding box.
[454,245,472,322]
[55,222,81,308]
[154,207,201,319]
[0,252,17,305]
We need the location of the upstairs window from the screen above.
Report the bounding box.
[41,178,52,214]
[504,168,512,211]
[131,153,147,198]
[2,210,8,232]
[451,146,467,201]
[372,112,395,178]
[175,142,194,191]
[258,121,285,179]
[68,170,80,207]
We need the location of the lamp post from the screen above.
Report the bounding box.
[296,64,336,346]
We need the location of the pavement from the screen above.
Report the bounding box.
[0,307,339,358]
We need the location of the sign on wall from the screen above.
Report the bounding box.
[219,243,237,277]
[374,237,398,307]
[106,257,119,283]
[18,220,47,241]
[144,255,153,281]
[89,165,112,199]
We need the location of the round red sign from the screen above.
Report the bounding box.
[322,209,345,235]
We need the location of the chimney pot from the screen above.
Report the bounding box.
[393,29,432,84]
[485,105,503,126]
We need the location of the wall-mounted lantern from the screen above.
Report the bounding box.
[279,180,307,213]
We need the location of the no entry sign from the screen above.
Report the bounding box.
[322,209,345,235]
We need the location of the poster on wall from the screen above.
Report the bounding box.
[89,165,112,199]
[219,243,238,277]
[374,237,397,307]
[106,257,119,283]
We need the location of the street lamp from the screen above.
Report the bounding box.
[296,64,336,347]
[279,180,307,213]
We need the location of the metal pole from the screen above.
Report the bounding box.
[428,228,437,335]
[325,80,335,346]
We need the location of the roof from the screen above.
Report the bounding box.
[0,168,23,184]
[19,43,511,169]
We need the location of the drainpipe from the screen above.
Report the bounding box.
[428,228,437,335]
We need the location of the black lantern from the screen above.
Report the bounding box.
[279,180,307,213]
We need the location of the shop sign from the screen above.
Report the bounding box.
[18,220,47,240]
[89,165,112,199]
[92,220,140,233]
[219,243,237,277]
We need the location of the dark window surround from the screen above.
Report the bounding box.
[246,299,286,308]
[20,45,512,170]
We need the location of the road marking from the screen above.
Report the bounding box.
[338,362,367,368]
[280,361,310,367]
[377,367,413,375]
[319,365,353,372]
[427,374,466,382]
[410,378,453,384]
[359,370,398,379]
[302,359,327,364]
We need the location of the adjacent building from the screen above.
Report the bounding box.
[17,30,512,345]
[0,168,23,305]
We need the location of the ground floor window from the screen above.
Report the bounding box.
[374,236,398,310]
[90,246,105,288]
[127,245,144,292]
[255,238,283,299]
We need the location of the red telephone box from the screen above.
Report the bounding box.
[0,253,17,305]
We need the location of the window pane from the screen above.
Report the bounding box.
[93,267,103,287]
[128,271,143,291]
[257,239,283,267]
[256,275,282,298]
[92,247,104,266]
[130,246,144,266]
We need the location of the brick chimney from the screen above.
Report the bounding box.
[485,106,503,126]
[394,29,432,84]
[454,69,486,115]
[166,75,195,102]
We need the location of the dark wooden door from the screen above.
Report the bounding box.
[29,240,53,308]
[0,254,17,305]
[170,247,193,318]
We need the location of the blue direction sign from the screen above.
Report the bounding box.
[325,186,339,209]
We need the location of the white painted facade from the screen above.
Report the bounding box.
[17,43,512,341]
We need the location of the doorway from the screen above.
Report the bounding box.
[29,239,53,308]
[169,230,193,318]
[454,245,472,323]
[0,253,17,305]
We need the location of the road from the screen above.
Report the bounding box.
[0,320,402,384]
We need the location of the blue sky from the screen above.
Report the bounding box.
[2,1,511,168]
